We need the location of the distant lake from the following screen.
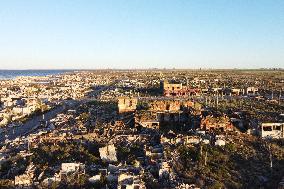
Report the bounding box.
[0,70,74,79]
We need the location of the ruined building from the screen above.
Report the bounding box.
[148,100,194,112]
[60,163,86,183]
[118,97,137,113]
[201,115,234,131]
[259,122,284,139]
[135,99,198,129]
[99,144,118,162]
[135,111,160,129]
[163,80,184,97]
[163,80,200,97]
[246,87,258,95]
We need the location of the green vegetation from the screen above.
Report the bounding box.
[31,141,101,168]
[174,136,284,188]
[178,145,201,165]
[78,112,90,122]
[117,144,144,165]
[0,154,28,181]
[216,97,284,121]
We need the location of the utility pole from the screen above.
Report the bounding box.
[42,106,45,120]
[204,151,208,166]
[269,144,273,172]
[28,140,30,151]
[216,93,219,110]
[279,89,282,105]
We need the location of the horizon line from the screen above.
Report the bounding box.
[0,68,283,71]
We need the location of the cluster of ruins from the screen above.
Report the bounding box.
[0,69,283,188]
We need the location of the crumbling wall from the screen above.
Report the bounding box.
[163,80,199,97]
[99,144,118,162]
[163,80,185,97]
[118,97,137,113]
[201,115,234,131]
[149,100,194,112]
[260,123,284,139]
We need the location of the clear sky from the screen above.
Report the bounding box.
[0,0,283,69]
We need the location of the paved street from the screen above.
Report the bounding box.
[0,104,66,143]
[0,82,117,143]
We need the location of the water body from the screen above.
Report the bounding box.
[0,70,74,79]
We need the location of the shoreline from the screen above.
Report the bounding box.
[0,70,75,80]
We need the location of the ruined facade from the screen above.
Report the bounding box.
[201,115,234,131]
[99,144,118,162]
[140,121,160,129]
[135,111,160,129]
[118,97,137,113]
[156,112,187,123]
[60,163,86,183]
[163,80,200,97]
[231,88,245,96]
[163,80,187,97]
[148,100,194,112]
[259,123,284,139]
[134,99,197,129]
[246,87,258,95]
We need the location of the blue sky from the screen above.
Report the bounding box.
[0,0,283,69]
